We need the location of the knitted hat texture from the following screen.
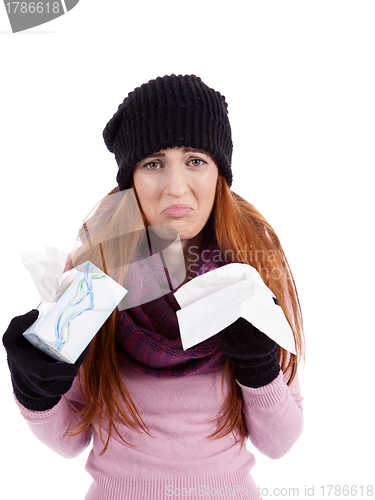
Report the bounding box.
[103,74,233,191]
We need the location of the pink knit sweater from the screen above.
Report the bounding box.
[16,361,303,500]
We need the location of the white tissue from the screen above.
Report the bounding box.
[174,263,296,354]
[21,246,69,307]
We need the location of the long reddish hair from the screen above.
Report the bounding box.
[68,175,304,454]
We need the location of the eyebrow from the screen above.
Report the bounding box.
[145,148,210,159]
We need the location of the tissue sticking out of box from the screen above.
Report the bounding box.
[21,246,69,309]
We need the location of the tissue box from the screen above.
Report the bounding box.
[23,261,127,363]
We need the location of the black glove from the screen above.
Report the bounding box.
[215,317,280,388]
[2,310,89,411]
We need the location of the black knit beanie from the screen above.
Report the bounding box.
[103,74,233,191]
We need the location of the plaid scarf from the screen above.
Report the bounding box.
[116,224,230,378]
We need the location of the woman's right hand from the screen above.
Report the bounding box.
[2,310,89,411]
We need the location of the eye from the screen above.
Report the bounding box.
[143,161,162,170]
[188,158,206,167]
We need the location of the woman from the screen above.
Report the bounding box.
[3,74,304,500]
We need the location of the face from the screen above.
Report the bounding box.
[133,146,219,250]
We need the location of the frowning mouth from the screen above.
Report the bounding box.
[161,204,193,217]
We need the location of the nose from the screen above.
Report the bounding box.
[163,162,190,197]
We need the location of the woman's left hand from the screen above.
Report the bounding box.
[215,317,281,388]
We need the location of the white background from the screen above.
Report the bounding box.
[1,1,374,499]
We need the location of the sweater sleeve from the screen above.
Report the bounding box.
[237,369,304,459]
[15,377,92,459]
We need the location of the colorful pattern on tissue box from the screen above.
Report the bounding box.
[23,261,127,363]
